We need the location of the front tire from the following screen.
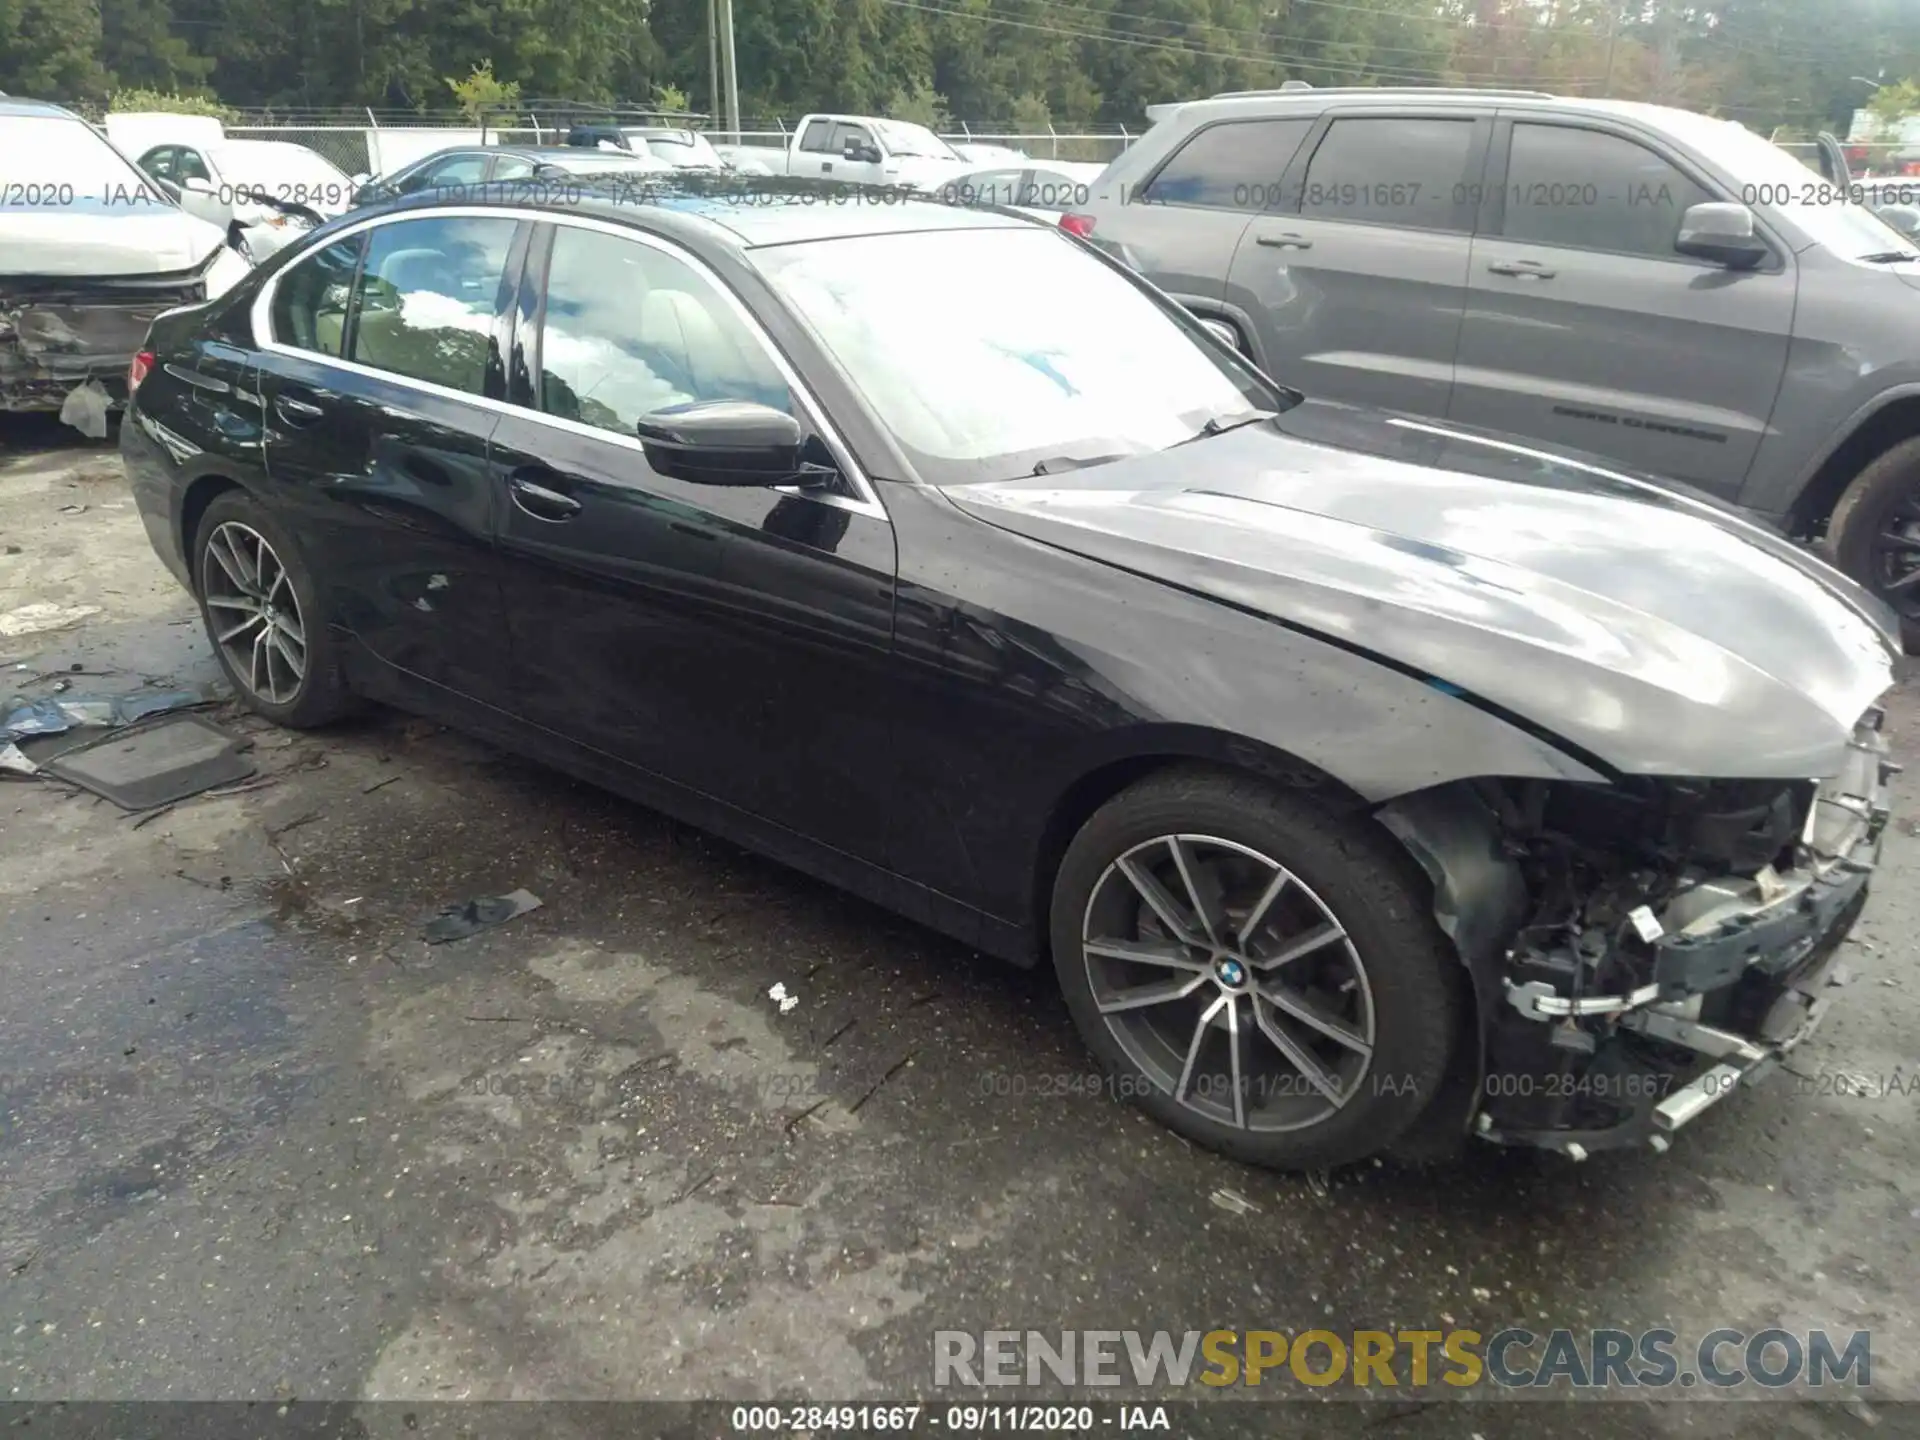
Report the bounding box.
[193,490,352,727]
[1825,435,1920,650]
[1049,767,1461,1170]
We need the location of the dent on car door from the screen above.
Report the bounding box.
[488,220,897,859]
[254,214,525,705]
[1107,118,1312,323]
[1228,112,1486,413]
[1447,119,1793,497]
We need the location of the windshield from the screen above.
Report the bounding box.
[872,120,961,161]
[753,226,1286,485]
[0,116,173,209]
[208,142,354,207]
[1668,113,1920,259]
[643,132,723,167]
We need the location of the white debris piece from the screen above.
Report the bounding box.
[767,981,799,1014]
[0,602,102,638]
[1209,1187,1260,1216]
[58,379,110,438]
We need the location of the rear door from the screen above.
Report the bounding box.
[487,218,898,858]
[1098,117,1315,322]
[1228,108,1488,412]
[1446,115,1795,495]
[253,212,525,706]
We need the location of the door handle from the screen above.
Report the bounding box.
[1256,232,1313,249]
[1487,259,1556,279]
[507,471,582,522]
[275,394,325,426]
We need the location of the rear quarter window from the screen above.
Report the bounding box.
[1138,118,1313,211]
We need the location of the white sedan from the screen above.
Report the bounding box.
[136,139,357,259]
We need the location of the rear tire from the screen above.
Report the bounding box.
[1825,435,1920,650]
[1049,767,1462,1170]
[193,490,352,728]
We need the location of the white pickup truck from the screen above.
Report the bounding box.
[725,114,971,191]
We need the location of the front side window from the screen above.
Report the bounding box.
[348,216,517,394]
[1140,119,1313,211]
[401,153,487,193]
[493,155,536,181]
[535,225,790,436]
[753,226,1285,486]
[139,146,178,181]
[1300,117,1476,231]
[833,123,875,156]
[1501,124,1712,258]
[270,236,364,357]
[174,147,212,183]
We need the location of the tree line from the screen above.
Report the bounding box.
[5,0,1920,139]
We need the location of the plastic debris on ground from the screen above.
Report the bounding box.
[1,689,216,746]
[0,603,103,639]
[1208,1186,1260,1216]
[39,714,255,811]
[767,981,799,1014]
[58,379,111,439]
[423,889,544,944]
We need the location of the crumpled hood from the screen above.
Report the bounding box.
[943,400,1900,781]
[0,206,228,278]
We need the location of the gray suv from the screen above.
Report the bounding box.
[1075,87,1920,639]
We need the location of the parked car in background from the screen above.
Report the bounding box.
[351,144,669,207]
[625,127,761,174]
[942,160,1108,220]
[1075,85,1920,643]
[733,114,971,190]
[2,98,250,427]
[135,139,356,259]
[951,141,1030,165]
[121,177,1898,1170]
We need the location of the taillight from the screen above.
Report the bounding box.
[1059,212,1096,238]
[127,350,155,395]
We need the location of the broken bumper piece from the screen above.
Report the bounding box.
[1,270,207,416]
[1480,714,1895,1159]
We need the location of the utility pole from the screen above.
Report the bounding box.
[716,0,741,145]
[708,0,720,129]
[1602,2,1622,97]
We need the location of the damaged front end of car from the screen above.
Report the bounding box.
[1381,707,1897,1158]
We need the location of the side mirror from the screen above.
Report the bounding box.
[351,172,371,186]
[636,400,808,486]
[841,140,866,161]
[1675,201,1769,269]
[1878,203,1920,238]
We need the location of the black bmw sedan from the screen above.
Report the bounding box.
[121,178,1901,1171]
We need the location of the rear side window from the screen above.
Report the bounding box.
[400,153,486,193]
[348,216,517,394]
[270,236,364,357]
[1501,124,1713,258]
[1139,119,1312,211]
[535,225,790,436]
[799,119,834,153]
[1300,117,1477,231]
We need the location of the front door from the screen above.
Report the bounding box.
[1447,117,1795,496]
[490,219,897,858]
[1227,110,1488,414]
[253,213,525,706]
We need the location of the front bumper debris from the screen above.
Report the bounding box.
[1479,711,1896,1159]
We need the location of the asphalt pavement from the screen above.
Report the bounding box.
[2,416,1917,1439]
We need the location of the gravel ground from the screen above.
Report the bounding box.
[2,416,1916,1439]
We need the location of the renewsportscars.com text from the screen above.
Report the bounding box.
[933,1328,1872,1390]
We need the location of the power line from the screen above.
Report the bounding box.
[873,0,1604,84]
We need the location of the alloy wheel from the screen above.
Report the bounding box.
[1081,834,1376,1132]
[1869,490,1920,617]
[203,520,307,706]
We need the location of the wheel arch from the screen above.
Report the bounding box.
[1787,390,1920,537]
[177,471,248,594]
[1026,725,1372,966]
